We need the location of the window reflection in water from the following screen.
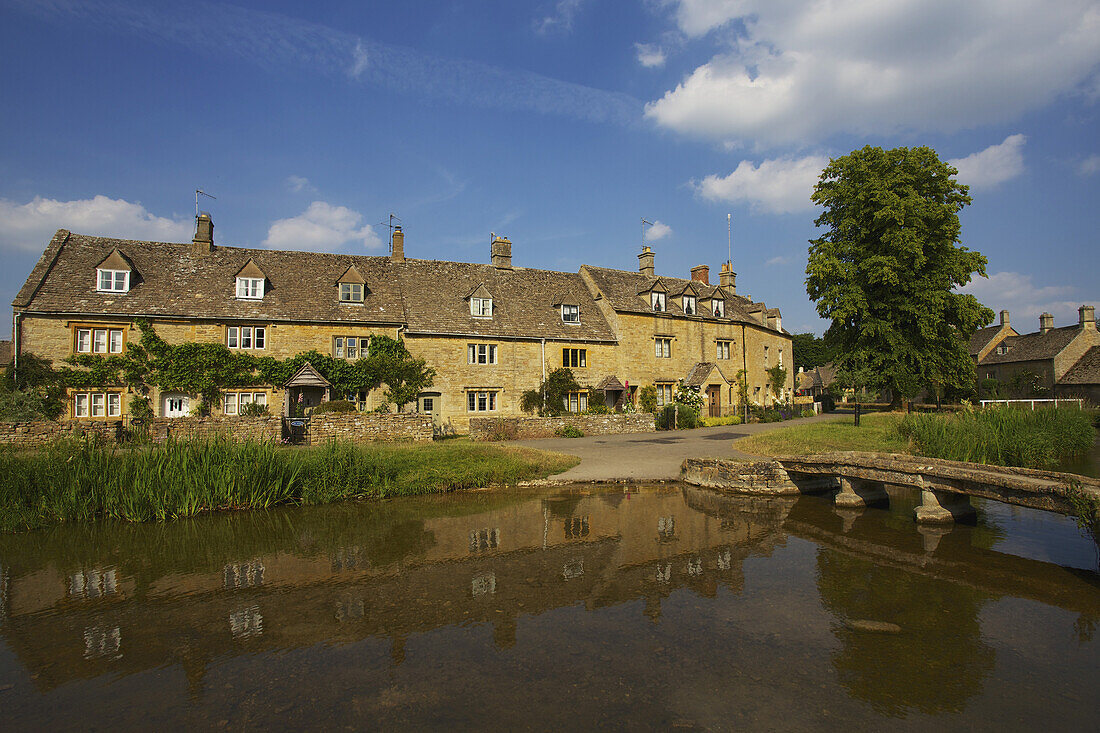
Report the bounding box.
[717,549,732,570]
[562,559,584,580]
[657,516,676,542]
[83,625,121,660]
[687,558,703,576]
[331,546,364,571]
[469,528,500,553]
[655,563,671,583]
[471,571,496,597]
[564,516,589,539]
[224,561,264,589]
[69,567,118,599]
[335,596,365,622]
[229,605,263,639]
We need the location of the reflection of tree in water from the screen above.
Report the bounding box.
[816,548,995,716]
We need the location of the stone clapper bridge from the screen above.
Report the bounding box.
[681,452,1100,525]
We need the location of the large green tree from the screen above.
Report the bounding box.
[791,332,832,372]
[806,146,993,405]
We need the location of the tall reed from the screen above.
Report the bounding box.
[897,406,1095,469]
[0,438,577,532]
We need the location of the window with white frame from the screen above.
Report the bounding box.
[236,277,264,300]
[562,348,586,368]
[712,299,724,318]
[226,326,266,350]
[470,297,492,317]
[73,392,121,418]
[467,390,497,412]
[651,292,666,312]
[717,340,730,360]
[224,392,267,415]
[334,336,365,359]
[683,295,696,315]
[96,269,129,293]
[563,390,588,413]
[75,328,125,354]
[655,337,671,358]
[655,383,674,407]
[339,283,364,302]
[468,343,497,365]
[561,304,580,323]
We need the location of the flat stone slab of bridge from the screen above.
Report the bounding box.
[681,452,1100,524]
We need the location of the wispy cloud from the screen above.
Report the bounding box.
[647,220,672,240]
[0,195,192,253]
[285,175,316,194]
[264,201,383,251]
[1078,154,1100,176]
[766,255,793,266]
[635,43,667,68]
[948,134,1026,191]
[959,271,1097,327]
[696,155,828,215]
[11,0,641,127]
[534,0,586,34]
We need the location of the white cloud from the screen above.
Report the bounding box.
[635,43,667,68]
[648,1,1100,147]
[766,255,793,266]
[534,0,586,34]
[696,155,828,214]
[948,134,1026,191]
[1078,154,1100,176]
[264,201,383,251]
[959,271,1097,327]
[647,220,673,241]
[0,195,192,253]
[349,40,369,79]
[285,175,315,193]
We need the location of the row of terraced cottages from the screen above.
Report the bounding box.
[11,215,793,432]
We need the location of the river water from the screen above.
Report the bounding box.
[0,483,1097,730]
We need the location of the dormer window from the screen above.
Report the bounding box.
[236,277,264,299]
[562,304,580,323]
[97,269,129,293]
[471,297,492,317]
[340,283,364,302]
[683,295,696,315]
[713,300,724,318]
[651,292,666,312]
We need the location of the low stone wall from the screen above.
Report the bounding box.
[469,413,655,441]
[681,458,803,495]
[310,412,433,445]
[0,420,122,447]
[151,415,282,442]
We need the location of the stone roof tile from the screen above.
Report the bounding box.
[1059,346,1100,385]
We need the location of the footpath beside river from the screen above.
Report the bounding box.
[512,413,836,481]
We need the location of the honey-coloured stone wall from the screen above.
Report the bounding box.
[468,413,655,441]
[309,412,433,444]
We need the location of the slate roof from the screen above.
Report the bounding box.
[979,325,1082,365]
[1059,346,1100,385]
[682,362,732,387]
[580,265,776,329]
[14,231,406,325]
[396,259,615,342]
[797,364,837,391]
[968,325,1004,356]
[14,229,617,343]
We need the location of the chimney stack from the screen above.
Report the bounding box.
[491,235,512,269]
[719,261,736,293]
[1000,309,1010,327]
[1039,312,1054,334]
[638,246,655,277]
[690,265,709,285]
[191,212,214,255]
[391,226,405,262]
[1080,304,1096,331]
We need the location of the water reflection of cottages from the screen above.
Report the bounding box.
[0,486,788,693]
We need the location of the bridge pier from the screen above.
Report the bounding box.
[834,477,889,508]
[914,486,976,524]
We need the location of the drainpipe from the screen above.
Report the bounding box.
[541,339,546,408]
[11,311,22,385]
[741,324,748,423]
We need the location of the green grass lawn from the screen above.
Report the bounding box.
[735,412,911,457]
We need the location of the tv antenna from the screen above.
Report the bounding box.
[195,189,216,220]
[641,218,653,249]
[727,212,732,266]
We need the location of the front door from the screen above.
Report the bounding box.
[707,386,721,418]
[419,393,442,426]
[163,393,190,418]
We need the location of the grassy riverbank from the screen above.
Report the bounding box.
[0,438,579,532]
[737,407,1097,471]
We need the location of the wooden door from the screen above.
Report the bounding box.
[707,386,721,417]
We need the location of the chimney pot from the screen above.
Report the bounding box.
[690,265,709,285]
[1039,312,1054,334]
[391,226,405,262]
[719,261,737,293]
[1000,309,1009,327]
[491,235,512,269]
[191,213,214,255]
[638,246,655,277]
[1080,304,1096,331]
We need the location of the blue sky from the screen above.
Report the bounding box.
[2,0,1098,339]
